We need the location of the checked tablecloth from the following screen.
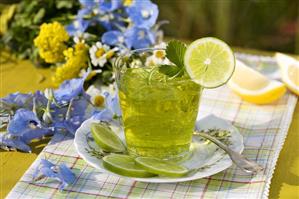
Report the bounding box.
[6,54,298,199]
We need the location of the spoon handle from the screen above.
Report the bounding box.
[194,131,264,174]
[194,131,234,154]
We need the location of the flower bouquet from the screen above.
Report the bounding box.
[1,0,165,143]
[33,0,166,86]
[0,0,168,186]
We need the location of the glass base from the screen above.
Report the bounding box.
[127,144,192,161]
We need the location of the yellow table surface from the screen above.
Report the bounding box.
[0,51,298,199]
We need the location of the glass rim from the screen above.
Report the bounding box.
[113,48,202,88]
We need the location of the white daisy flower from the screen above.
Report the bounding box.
[89,42,110,67]
[145,42,171,67]
[73,33,89,44]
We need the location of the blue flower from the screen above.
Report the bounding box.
[0,133,31,152]
[126,0,158,28]
[58,164,77,190]
[97,12,125,31]
[53,98,91,135]
[8,109,52,140]
[102,27,155,49]
[33,159,76,190]
[54,71,89,103]
[1,92,33,111]
[93,92,121,122]
[21,127,53,143]
[7,109,42,136]
[99,0,122,12]
[54,79,84,102]
[102,30,126,46]
[66,18,90,36]
[3,108,52,151]
[33,91,48,108]
[125,27,155,49]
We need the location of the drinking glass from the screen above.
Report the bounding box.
[114,49,202,160]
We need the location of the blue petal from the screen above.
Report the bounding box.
[52,98,89,135]
[1,92,33,110]
[33,91,47,107]
[54,79,84,102]
[40,167,58,178]
[126,0,158,27]
[125,27,155,49]
[40,159,55,168]
[92,109,113,122]
[102,30,123,46]
[111,94,121,116]
[78,7,93,18]
[62,119,81,135]
[66,19,90,36]
[0,133,31,152]
[58,164,76,185]
[71,99,89,117]
[99,0,122,12]
[54,71,90,103]
[7,109,41,136]
[20,128,53,143]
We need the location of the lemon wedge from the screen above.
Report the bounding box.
[275,53,299,96]
[228,60,286,104]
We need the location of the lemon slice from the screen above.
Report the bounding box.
[103,154,155,178]
[184,37,235,88]
[228,60,286,104]
[275,53,299,95]
[135,157,189,177]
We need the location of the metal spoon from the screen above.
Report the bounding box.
[193,131,264,175]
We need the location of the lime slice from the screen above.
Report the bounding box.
[103,154,156,177]
[135,157,189,177]
[91,122,125,153]
[184,37,235,88]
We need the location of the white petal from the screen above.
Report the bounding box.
[91,59,98,66]
[96,42,102,48]
[103,44,110,51]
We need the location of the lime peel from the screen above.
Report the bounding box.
[135,157,189,177]
[91,122,125,153]
[103,154,156,178]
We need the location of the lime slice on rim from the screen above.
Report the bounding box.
[103,154,156,177]
[91,123,125,153]
[184,37,235,88]
[135,157,189,177]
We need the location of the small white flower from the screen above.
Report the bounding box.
[89,42,110,67]
[145,42,171,66]
[73,32,90,44]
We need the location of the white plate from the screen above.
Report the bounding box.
[74,114,244,183]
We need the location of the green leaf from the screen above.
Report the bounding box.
[33,8,45,24]
[166,40,187,68]
[159,64,181,77]
[56,1,73,9]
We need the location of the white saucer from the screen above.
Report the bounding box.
[74,114,244,183]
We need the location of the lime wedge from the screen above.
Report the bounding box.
[103,154,156,177]
[91,122,125,153]
[135,157,189,177]
[184,37,235,88]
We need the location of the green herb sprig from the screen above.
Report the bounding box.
[159,40,187,77]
